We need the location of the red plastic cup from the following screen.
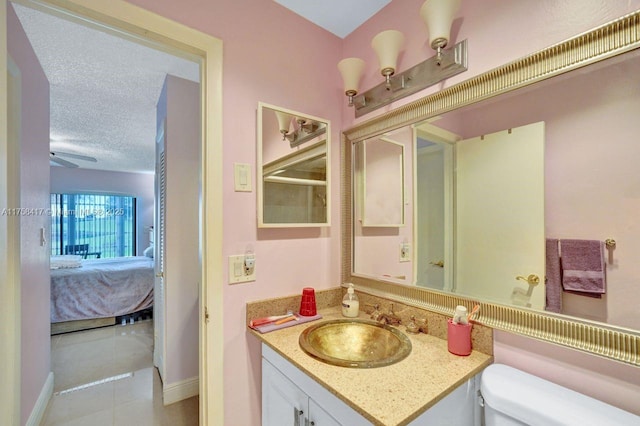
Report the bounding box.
[447,318,472,356]
[299,287,317,316]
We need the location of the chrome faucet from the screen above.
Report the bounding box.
[405,315,428,334]
[378,303,401,326]
[365,303,383,322]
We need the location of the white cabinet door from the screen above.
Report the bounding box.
[263,345,371,426]
[309,399,342,426]
[263,358,309,426]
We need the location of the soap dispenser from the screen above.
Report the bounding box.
[342,284,359,318]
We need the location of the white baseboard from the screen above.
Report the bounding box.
[163,376,199,406]
[26,372,54,426]
[153,354,164,382]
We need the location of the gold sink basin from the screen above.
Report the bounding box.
[299,319,412,368]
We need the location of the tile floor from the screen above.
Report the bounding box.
[43,320,199,425]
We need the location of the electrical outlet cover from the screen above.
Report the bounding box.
[399,243,411,262]
[228,254,256,284]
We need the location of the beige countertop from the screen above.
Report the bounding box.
[249,306,493,426]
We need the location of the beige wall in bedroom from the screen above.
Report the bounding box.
[50,168,155,254]
[8,3,51,424]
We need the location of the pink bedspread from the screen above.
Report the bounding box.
[50,256,154,323]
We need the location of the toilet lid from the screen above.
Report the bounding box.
[481,364,639,426]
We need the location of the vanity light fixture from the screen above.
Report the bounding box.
[421,0,461,65]
[275,110,294,141]
[337,57,365,107]
[273,110,327,148]
[338,0,467,118]
[371,30,405,87]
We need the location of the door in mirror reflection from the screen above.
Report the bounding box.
[454,122,545,309]
[414,121,545,309]
[258,103,330,227]
[416,142,449,292]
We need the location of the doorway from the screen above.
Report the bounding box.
[0,0,223,424]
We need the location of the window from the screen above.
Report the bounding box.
[50,193,136,258]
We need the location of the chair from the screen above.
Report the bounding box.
[64,244,89,259]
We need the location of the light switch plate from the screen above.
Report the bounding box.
[234,163,252,192]
[228,254,256,284]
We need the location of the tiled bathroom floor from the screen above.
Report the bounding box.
[43,320,198,426]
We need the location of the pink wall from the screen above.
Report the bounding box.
[345,0,640,416]
[123,1,343,423]
[342,0,640,128]
[8,3,51,424]
[50,167,154,254]
[121,0,640,423]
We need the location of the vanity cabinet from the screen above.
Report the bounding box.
[262,344,373,426]
[262,343,481,426]
[263,359,341,426]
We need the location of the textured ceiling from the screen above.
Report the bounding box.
[13,3,200,174]
[274,0,391,38]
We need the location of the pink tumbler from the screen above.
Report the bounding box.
[299,287,317,317]
[447,318,472,356]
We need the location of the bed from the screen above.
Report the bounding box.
[50,256,154,332]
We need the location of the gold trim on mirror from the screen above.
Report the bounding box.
[342,10,640,366]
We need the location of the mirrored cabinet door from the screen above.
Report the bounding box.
[257,103,330,227]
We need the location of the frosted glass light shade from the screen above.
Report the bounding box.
[274,111,293,134]
[420,0,461,49]
[337,57,365,95]
[371,30,405,76]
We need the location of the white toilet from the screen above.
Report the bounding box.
[481,364,640,426]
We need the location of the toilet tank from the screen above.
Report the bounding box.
[481,364,640,426]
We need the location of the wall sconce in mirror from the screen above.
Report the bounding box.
[338,0,467,118]
[275,109,327,148]
[257,102,331,227]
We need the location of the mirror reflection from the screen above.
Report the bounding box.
[354,128,413,282]
[352,49,640,331]
[358,136,405,227]
[258,103,330,227]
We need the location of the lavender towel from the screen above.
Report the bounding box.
[545,239,562,313]
[560,239,606,295]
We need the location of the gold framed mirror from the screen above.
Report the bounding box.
[342,11,640,366]
[257,102,330,227]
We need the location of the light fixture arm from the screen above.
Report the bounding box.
[352,39,467,118]
[297,118,320,135]
[283,130,296,143]
[431,37,448,65]
[287,123,326,148]
[382,67,395,88]
[345,90,357,107]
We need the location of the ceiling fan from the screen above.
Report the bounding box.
[49,151,97,168]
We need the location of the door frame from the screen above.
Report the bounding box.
[0,0,224,424]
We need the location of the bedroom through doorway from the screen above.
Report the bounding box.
[9,1,204,424]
